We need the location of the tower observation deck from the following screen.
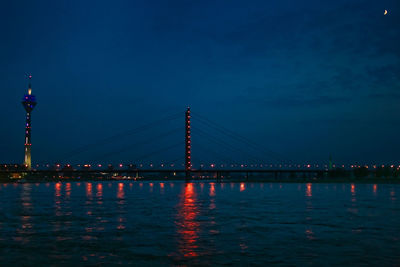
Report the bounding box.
[21,75,37,170]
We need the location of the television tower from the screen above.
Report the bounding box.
[22,75,37,170]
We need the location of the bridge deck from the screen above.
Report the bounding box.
[0,169,328,174]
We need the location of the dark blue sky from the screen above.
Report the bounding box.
[1,0,399,166]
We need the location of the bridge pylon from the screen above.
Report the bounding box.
[185,107,191,179]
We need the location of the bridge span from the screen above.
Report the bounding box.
[0,168,338,181]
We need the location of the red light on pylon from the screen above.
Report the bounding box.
[185,107,191,173]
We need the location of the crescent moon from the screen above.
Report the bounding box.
[384,10,388,15]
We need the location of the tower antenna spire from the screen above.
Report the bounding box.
[27,74,32,95]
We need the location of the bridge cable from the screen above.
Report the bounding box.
[192,112,291,163]
[192,126,263,165]
[95,127,184,161]
[192,138,242,167]
[57,111,183,162]
[134,141,185,163]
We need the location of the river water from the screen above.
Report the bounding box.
[0,181,399,266]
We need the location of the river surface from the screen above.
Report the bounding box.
[0,181,399,266]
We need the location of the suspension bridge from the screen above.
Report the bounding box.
[1,107,334,181]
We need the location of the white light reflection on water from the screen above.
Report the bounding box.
[18,184,33,244]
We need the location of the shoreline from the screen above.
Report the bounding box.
[1,177,400,184]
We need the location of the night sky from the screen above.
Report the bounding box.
[0,0,399,166]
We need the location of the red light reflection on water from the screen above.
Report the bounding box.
[350,184,357,203]
[210,183,216,197]
[96,183,103,198]
[209,183,217,210]
[176,183,200,258]
[65,183,71,198]
[240,183,245,192]
[305,229,315,240]
[116,183,126,231]
[54,183,62,219]
[86,183,92,197]
[117,217,126,230]
[117,183,124,199]
[373,184,377,195]
[306,183,312,197]
[390,189,396,201]
[55,182,61,198]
